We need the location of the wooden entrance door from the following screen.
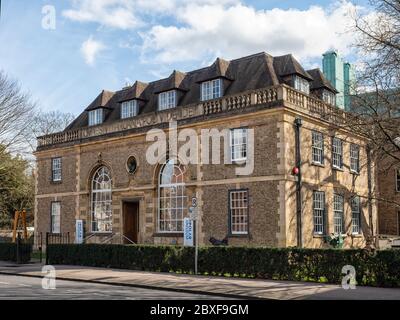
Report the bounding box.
[123,202,139,244]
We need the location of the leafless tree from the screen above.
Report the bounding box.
[347,0,400,172]
[0,71,36,155]
[25,110,75,152]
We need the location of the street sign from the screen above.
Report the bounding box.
[183,218,194,247]
[189,207,198,221]
[75,220,84,244]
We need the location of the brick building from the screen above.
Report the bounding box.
[377,160,400,236]
[34,52,378,248]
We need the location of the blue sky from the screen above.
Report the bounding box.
[0,0,371,116]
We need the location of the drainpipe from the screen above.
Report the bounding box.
[366,145,374,238]
[294,117,303,248]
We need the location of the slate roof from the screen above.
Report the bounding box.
[85,90,115,111]
[307,68,338,93]
[66,52,335,130]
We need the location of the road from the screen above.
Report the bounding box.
[0,274,233,300]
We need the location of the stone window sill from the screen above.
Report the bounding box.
[228,233,250,239]
[153,232,183,238]
[311,162,325,168]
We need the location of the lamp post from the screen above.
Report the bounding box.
[294,117,303,248]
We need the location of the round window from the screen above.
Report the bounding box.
[126,156,138,174]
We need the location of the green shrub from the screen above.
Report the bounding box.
[0,243,32,263]
[47,244,400,287]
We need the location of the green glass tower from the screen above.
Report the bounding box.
[322,51,354,110]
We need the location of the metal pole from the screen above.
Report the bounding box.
[45,232,49,265]
[195,219,198,275]
[39,232,42,264]
[16,233,20,264]
[294,117,303,248]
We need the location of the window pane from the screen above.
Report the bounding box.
[334,194,344,234]
[230,190,249,234]
[51,202,61,234]
[294,76,310,94]
[350,144,360,173]
[159,91,176,110]
[323,90,336,105]
[351,196,361,234]
[313,191,325,234]
[89,109,103,126]
[332,138,343,169]
[121,100,137,119]
[231,128,248,161]
[158,160,186,232]
[91,166,112,232]
[312,131,324,164]
[201,79,223,101]
[52,158,62,181]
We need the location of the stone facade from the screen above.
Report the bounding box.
[35,89,377,248]
[377,163,400,236]
[34,52,378,248]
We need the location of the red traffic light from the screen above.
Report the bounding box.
[292,167,299,175]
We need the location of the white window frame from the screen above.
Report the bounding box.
[88,109,103,126]
[230,128,248,162]
[396,169,400,192]
[52,157,62,182]
[51,202,61,234]
[121,100,138,119]
[350,144,360,173]
[322,90,336,105]
[312,131,324,165]
[313,191,325,235]
[229,190,249,235]
[201,79,223,101]
[158,90,176,111]
[333,194,344,235]
[293,75,310,94]
[332,137,343,170]
[158,160,187,233]
[91,166,113,233]
[351,196,361,235]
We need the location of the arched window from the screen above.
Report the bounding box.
[91,166,112,232]
[158,160,187,232]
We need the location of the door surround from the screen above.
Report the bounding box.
[122,199,140,244]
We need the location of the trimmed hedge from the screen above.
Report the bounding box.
[47,244,400,287]
[0,243,32,263]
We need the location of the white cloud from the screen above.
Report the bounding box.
[81,36,106,65]
[63,0,238,29]
[63,0,141,29]
[64,0,370,67]
[140,1,359,64]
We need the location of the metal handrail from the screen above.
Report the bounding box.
[121,234,136,244]
[83,233,97,243]
[101,233,116,244]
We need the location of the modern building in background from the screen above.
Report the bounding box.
[322,51,354,111]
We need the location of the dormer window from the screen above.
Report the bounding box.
[322,90,336,106]
[293,76,310,94]
[121,100,138,119]
[88,109,103,126]
[201,79,223,101]
[158,90,176,111]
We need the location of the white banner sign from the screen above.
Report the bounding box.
[75,220,84,244]
[183,218,194,247]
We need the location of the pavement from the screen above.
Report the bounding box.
[0,274,230,300]
[0,261,399,300]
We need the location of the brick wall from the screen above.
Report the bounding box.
[35,107,377,248]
